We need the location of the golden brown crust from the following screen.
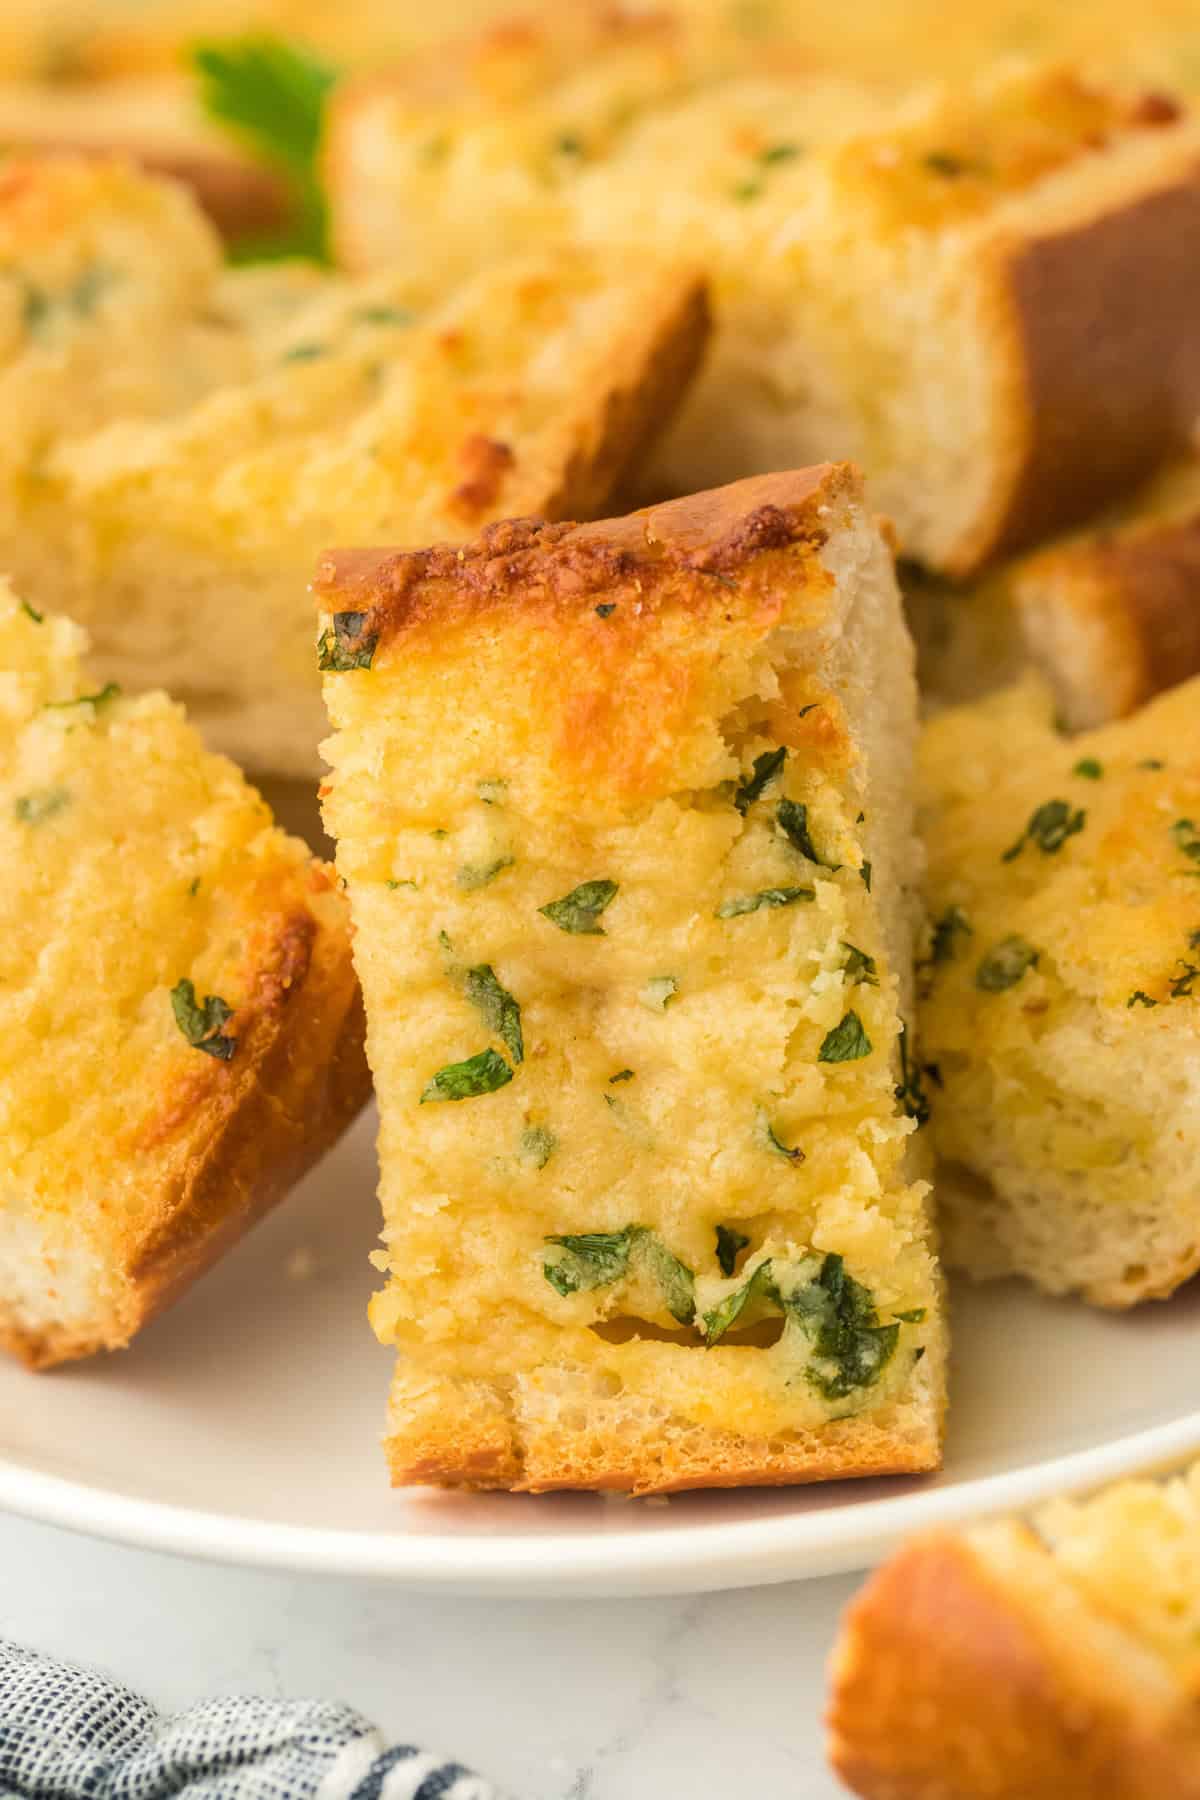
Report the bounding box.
[5,872,371,1371]
[827,1532,1200,1800]
[965,143,1200,575]
[1014,510,1200,723]
[316,464,850,651]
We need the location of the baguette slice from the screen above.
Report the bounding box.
[326,57,1200,575]
[0,157,709,777]
[918,671,1200,1306]
[828,1467,1200,1799]
[0,587,369,1368]
[317,465,945,1494]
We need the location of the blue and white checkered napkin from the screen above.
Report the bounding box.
[0,1640,501,1800]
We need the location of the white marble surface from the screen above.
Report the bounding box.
[2,1509,861,1798]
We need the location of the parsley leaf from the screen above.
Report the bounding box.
[420,1047,513,1102]
[171,977,236,1060]
[519,1125,556,1170]
[715,1225,750,1278]
[192,37,338,263]
[608,1068,635,1083]
[45,681,120,711]
[841,942,878,986]
[704,1258,779,1344]
[456,856,514,891]
[796,1253,901,1402]
[929,905,972,963]
[1002,799,1086,861]
[894,1023,930,1126]
[463,963,523,1064]
[715,886,814,918]
[1073,758,1103,780]
[19,600,43,623]
[777,797,837,868]
[734,746,786,814]
[317,610,377,672]
[1128,990,1158,1008]
[542,1226,695,1324]
[1170,960,1199,999]
[860,861,873,891]
[539,878,618,935]
[14,787,68,824]
[976,935,1039,992]
[756,1109,805,1162]
[1172,819,1200,864]
[818,1011,873,1063]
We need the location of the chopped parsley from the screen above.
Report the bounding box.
[703,1252,901,1400]
[777,798,837,868]
[555,131,586,157]
[1140,758,1165,771]
[976,935,1039,992]
[841,942,878,987]
[715,886,814,918]
[1170,961,1199,999]
[386,878,417,891]
[355,304,414,327]
[463,964,523,1064]
[420,1047,513,1102]
[732,179,764,202]
[818,1011,873,1063]
[1128,990,1158,1008]
[608,1068,635,1083]
[894,1023,930,1126]
[924,149,973,176]
[715,1225,751,1278]
[894,1307,926,1324]
[317,610,377,672]
[756,1110,805,1163]
[22,264,116,336]
[170,978,236,1060]
[639,975,678,1012]
[1002,799,1086,861]
[595,603,616,618]
[1171,819,1200,864]
[538,878,618,935]
[929,904,972,963]
[542,1226,696,1325]
[734,746,786,814]
[19,600,42,623]
[14,787,68,824]
[456,856,514,892]
[45,681,120,711]
[519,1125,556,1170]
[192,37,338,263]
[759,142,801,164]
[860,861,873,891]
[281,341,325,362]
[1073,758,1103,780]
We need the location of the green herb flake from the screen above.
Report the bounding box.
[463,963,523,1064]
[777,797,838,868]
[1002,799,1086,862]
[542,1225,695,1324]
[519,1125,556,1170]
[924,149,970,176]
[386,878,418,890]
[355,304,414,327]
[456,856,514,892]
[1128,989,1158,1008]
[930,904,972,963]
[818,1010,873,1064]
[860,861,873,891]
[732,178,764,202]
[192,38,338,264]
[539,878,618,935]
[715,1225,751,1278]
[420,1046,513,1103]
[45,681,120,712]
[759,142,801,164]
[187,877,201,897]
[1170,961,1199,999]
[894,1307,926,1323]
[1073,758,1103,780]
[14,786,68,824]
[608,1068,635,1084]
[595,603,616,618]
[1171,819,1200,864]
[734,746,786,814]
[19,600,43,623]
[1140,758,1165,770]
[756,1109,805,1163]
[281,341,325,362]
[704,1257,779,1345]
[976,935,1040,992]
[794,1254,900,1402]
[715,886,815,918]
[639,976,678,1012]
[841,942,878,986]
[894,1023,930,1126]
[317,610,377,672]
[170,977,236,1061]
[555,131,586,157]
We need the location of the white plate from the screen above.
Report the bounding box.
[3,1106,1199,1596]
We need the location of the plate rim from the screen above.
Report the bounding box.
[4,1407,1200,1595]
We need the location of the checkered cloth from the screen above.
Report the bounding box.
[0,1640,501,1800]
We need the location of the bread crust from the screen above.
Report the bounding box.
[827,1528,1200,1800]
[2,870,371,1370]
[966,138,1200,576]
[1014,509,1200,726]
